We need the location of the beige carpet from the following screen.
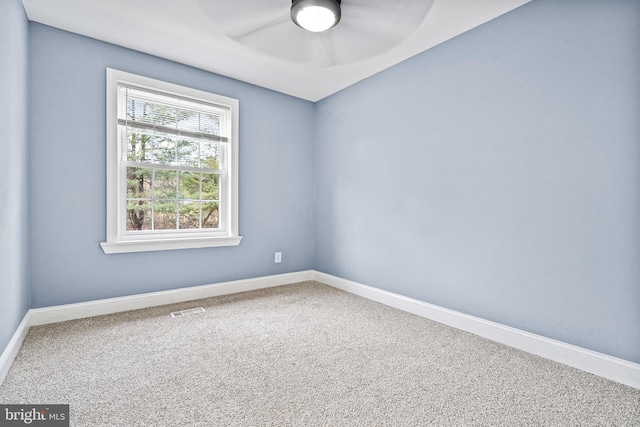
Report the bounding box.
[1,281,638,426]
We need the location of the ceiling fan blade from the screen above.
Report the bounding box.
[198,0,285,38]
[235,20,335,67]
[227,15,291,40]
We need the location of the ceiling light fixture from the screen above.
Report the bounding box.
[291,0,342,33]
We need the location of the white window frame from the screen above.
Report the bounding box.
[100,69,241,254]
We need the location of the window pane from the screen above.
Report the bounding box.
[178,201,200,229]
[202,173,219,201]
[154,169,177,199]
[178,171,200,200]
[202,202,219,229]
[200,113,220,135]
[126,200,151,231]
[127,132,153,162]
[152,104,176,127]
[127,98,153,123]
[152,134,176,165]
[176,139,199,167]
[176,109,199,133]
[154,201,177,230]
[127,167,152,199]
[200,142,219,169]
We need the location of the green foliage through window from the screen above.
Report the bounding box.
[123,93,223,231]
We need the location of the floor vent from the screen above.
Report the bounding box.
[170,307,206,318]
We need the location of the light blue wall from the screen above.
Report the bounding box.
[0,0,30,354]
[314,0,640,363]
[29,24,315,308]
[9,0,640,367]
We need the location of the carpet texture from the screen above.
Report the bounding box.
[1,281,638,426]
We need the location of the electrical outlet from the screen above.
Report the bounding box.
[275,252,282,263]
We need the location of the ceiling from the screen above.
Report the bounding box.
[21,0,531,102]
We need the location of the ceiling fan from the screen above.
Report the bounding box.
[291,0,342,33]
[198,0,436,67]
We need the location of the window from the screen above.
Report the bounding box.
[101,69,241,254]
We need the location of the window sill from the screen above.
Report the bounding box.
[100,235,242,254]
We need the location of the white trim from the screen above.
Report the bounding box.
[100,235,242,254]
[0,311,31,386]
[30,271,313,326]
[4,270,638,390]
[102,68,241,254]
[313,271,640,390]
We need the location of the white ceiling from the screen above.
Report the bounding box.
[21,0,531,101]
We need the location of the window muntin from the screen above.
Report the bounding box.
[101,69,241,254]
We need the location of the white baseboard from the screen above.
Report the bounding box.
[4,269,638,390]
[0,311,31,386]
[30,270,314,326]
[313,271,640,390]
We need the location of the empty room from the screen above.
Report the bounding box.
[1,0,639,425]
